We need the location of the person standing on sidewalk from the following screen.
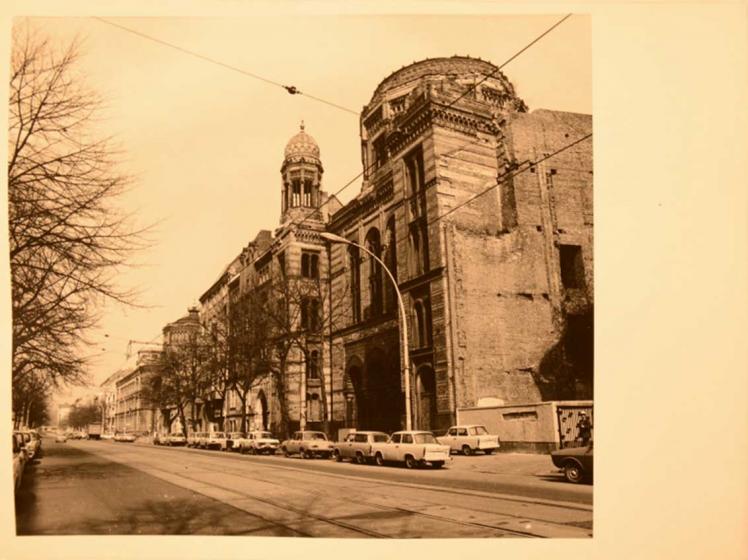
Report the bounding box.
[576,412,592,446]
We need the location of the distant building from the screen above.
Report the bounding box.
[113,349,162,434]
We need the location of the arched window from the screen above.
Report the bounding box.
[365,228,383,317]
[413,296,432,348]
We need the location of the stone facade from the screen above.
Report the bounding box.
[325,57,593,434]
[180,56,592,439]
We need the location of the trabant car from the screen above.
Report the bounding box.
[371,431,450,469]
[237,431,280,455]
[165,432,187,446]
[203,432,227,450]
[437,425,500,455]
[13,433,28,490]
[550,443,593,484]
[281,431,333,459]
[54,433,68,443]
[333,431,389,464]
[21,431,42,460]
[224,432,245,451]
[113,432,136,442]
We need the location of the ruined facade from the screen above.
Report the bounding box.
[326,57,593,434]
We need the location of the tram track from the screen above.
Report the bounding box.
[79,441,592,538]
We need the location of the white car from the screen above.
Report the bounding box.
[281,431,333,459]
[437,425,500,455]
[224,432,245,451]
[113,432,136,442]
[237,431,281,455]
[203,432,227,450]
[333,431,390,464]
[13,433,28,490]
[371,431,450,469]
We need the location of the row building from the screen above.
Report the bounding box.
[105,56,593,450]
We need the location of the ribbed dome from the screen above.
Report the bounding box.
[284,121,320,160]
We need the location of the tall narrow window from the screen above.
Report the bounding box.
[292,180,301,207]
[384,217,397,313]
[302,180,312,206]
[405,145,426,219]
[307,350,319,379]
[365,228,383,317]
[409,223,429,277]
[301,251,319,279]
[349,245,361,323]
[301,298,320,332]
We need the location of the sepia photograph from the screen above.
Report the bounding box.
[8,13,593,538]
[4,3,747,559]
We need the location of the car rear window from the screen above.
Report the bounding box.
[470,426,489,435]
[414,433,437,444]
[373,434,389,443]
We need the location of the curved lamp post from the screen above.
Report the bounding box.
[319,232,413,431]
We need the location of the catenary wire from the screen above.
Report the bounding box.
[427,132,592,227]
[90,17,358,115]
[285,13,574,231]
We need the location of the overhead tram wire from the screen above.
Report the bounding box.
[90,17,359,115]
[444,14,573,111]
[285,15,574,232]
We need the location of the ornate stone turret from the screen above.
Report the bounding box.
[280,121,324,224]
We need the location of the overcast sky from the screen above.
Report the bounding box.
[23,14,591,391]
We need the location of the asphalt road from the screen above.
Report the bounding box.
[16,438,592,537]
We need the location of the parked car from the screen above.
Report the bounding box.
[13,433,28,490]
[237,431,281,455]
[222,432,243,451]
[186,432,201,447]
[203,432,227,450]
[165,432,187,446]
[113,432,136,442]
[17,432,39,460]
[54,433,68,443]
[152,433,165,445]
[333,431,390,464]
[281,431,333,459]
[100,433,114,440]
[550,443,593,484]
[371,431,450,469]
[437,425,500,455]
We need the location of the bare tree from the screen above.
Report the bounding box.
[262,261,349,437]
[8,25,148,409]
[229,288,272,433]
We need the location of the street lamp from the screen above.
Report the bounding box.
[319,231,413,431]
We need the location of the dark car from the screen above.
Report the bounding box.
[550,443,593,483]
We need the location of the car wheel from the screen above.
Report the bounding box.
[404,455,417,469]
[375,453,385,466]
[563,461,584,484]
[302,449,311,460]
[355,452,366,465]
[484,449,493,455]
[432,461,444,469]
[462,445,473,456]
[283,447,290,458]
[333,449,342,462]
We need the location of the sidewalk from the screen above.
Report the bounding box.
[446,451,558,477]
